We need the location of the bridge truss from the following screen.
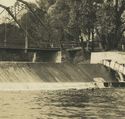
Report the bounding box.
[0,1,56,49]
[0,0,81,50]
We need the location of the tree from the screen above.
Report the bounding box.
[96,0,125,50]
[19,2,50,48]
[114,0,125,49]
[0,23,25,48]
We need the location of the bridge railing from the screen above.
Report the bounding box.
[0,41,57,48]
[62,42,81,49]
[101,60,125,75]
[0,40,81,49]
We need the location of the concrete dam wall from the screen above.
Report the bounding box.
[0,62,115,83]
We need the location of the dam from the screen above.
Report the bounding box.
[0,47,121,90]
[0,1,122,90]
[0,62,117,90]
[0,47,122,90]
[0,1,125,119]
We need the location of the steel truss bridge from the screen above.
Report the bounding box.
[0,0,81,50]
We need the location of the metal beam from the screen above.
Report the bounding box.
[17,0,52,44]
[17,0,48,31]
[0,4,22,28]
[0,4,30,50]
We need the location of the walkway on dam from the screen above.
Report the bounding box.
[91,52,125,82]
[102,60,125,75]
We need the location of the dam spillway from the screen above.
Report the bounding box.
[0,62,117,90]
[0,62,114,83]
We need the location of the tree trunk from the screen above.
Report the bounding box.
[91,29,94,51]
[114,0,119,49]
[87,28,91,51]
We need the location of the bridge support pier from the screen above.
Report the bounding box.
[66,47,82,63]
[0,48,61,63]
[35,50,61,63]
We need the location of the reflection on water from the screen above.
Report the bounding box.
[0,89,125,119]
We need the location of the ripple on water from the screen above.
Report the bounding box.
[0,89,125,119]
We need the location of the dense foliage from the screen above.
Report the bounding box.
[0,0,125,50]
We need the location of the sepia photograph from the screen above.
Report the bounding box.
[0,0,125,118]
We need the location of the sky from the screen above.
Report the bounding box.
[0,0,37,23]
[0,0,36,6]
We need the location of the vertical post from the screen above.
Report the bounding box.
[25,35,28,53]
[32,52,37,63]
[123,64,125,75]
[91,30,94,51]
[4,11,7,47]
[4,23,7,47]
[17,2,20,12]
[25,11,28,53]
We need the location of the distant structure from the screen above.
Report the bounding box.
[0,2,27,24]
[0,1,83,63]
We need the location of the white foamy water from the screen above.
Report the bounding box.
[0,82,104,91]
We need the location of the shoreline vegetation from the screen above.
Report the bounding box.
[0,0,125,63]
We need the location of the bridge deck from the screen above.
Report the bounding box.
[0,47,61,52]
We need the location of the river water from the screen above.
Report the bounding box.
[0,88,125,119]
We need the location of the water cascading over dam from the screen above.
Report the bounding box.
[0,62,116,90]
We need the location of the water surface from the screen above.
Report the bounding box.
[0,88,125,119]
